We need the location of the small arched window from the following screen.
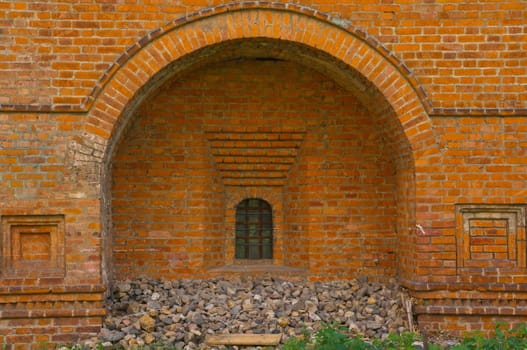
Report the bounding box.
[235,198,273,260]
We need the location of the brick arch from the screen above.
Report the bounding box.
[85,3,436,158]
[90,3,440,285]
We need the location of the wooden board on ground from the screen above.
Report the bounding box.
[205,333,282,346]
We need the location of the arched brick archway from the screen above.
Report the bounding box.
[84,3,435,152]
[82,3,440,286]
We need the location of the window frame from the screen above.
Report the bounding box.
[235,198,273,260]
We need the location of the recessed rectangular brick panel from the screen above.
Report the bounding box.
[19,230,52,261]
[468,219,509,261]
[1,215,65,277]
[456,204,526,270]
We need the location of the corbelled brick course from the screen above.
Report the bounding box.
[0,1,526,347]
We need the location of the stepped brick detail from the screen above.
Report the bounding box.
[206,128,306,187]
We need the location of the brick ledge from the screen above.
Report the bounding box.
[0,283,106,295]
[207,264,308,279]
[0,308,106,319]
[415,300,527,316]
[400,277,527,293]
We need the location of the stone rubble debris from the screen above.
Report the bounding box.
[83,277,412,349]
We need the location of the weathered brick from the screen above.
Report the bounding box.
[1,1,527,345]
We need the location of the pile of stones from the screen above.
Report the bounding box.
[84,277,412,349]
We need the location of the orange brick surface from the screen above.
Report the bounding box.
[0,0,526,345]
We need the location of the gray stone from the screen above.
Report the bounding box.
[85,276,414,349]
[116,282,131,293]
[99,328,125,342]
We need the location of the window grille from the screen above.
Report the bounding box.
[235,198,273,259]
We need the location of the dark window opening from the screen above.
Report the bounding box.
[235,198,273,259]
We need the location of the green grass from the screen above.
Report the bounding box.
[281,323,421,350]
[281,322,527,350]
[449,322,527,350]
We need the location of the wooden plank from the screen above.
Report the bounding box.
[205,333,282,346]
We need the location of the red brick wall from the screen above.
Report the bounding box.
[418,315,527,338]
[0,316,103,349]
[111,79,225,278]
[111,59,398,280]
[410,117,527,286]
[1,0,526,345]
[283,97,397,278]
[1,1,525,113]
